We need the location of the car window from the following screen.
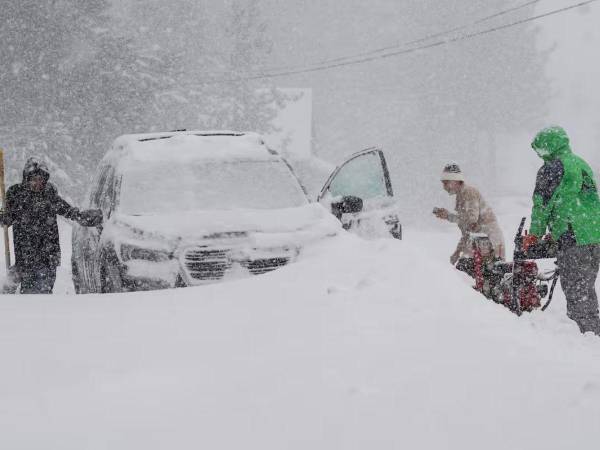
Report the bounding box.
[118,160,307,215]
[90,166,111,208]
[99,167,117,215]
[328,151,389,200]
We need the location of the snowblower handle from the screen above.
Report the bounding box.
[513,217,527,262]
[508,217,528,316]
[515,217,526,247]
[0,149,10,273]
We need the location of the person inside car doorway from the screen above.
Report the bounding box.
[522,126,600,336]
[0,157,103,294]
[433,163,506,265]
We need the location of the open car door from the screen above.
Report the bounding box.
[318,148,401,239]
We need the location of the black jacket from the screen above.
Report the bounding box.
[1,159,101,271]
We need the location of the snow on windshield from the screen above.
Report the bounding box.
[118,160,308,215]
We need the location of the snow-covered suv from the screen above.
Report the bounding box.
[71,131,400,292]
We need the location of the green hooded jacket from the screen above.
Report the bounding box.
[529,126,600,246]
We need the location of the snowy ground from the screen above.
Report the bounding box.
[1,196,599,449]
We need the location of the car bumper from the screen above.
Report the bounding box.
[121,274,174,291]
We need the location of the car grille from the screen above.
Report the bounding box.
[183,249,231,281]
[182,248,291,282]
[246,257,290,275]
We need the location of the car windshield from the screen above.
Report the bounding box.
[118,159,308,215]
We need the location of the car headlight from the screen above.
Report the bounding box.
[120,243,172,262]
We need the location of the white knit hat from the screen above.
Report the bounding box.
[440,163,465,182]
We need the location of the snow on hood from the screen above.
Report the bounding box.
[111,202,340,241]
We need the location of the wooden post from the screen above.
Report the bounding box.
[0,149,11,273]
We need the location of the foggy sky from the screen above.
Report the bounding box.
[6,0,598,214]
[111,0,599,222]
[259,0,599,194]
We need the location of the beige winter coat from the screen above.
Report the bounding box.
[448,184,505,260]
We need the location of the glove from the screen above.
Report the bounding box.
[522,233,538,252]
[450,252,460,266]
[81,209,103,227]
[467,222,481,232]
[433,207,449,220]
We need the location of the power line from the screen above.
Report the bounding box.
[268,0,543,72]
[250,0,598,79]
[210,0,597,82]
[198,0,542,78]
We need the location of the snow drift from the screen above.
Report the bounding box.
[1,216,599,449]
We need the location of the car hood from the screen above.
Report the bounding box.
[110,203,340,241]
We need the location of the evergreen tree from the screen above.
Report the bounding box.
[0,0,175,197]
[198,0,288,132]
[0,0,290,198]
[121,0,289,134]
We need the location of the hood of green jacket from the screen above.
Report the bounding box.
[531,126,572,161]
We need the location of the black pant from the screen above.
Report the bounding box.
[19,267,57,294]
[557,244,600,335]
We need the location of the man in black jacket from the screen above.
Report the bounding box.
[0,157,102,294]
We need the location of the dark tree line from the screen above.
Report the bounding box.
[0,0,286,199]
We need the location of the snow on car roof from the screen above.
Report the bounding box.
[107,131,279,170]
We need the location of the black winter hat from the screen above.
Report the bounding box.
[22,157,50,183]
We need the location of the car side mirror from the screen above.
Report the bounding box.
[331,195,363,220]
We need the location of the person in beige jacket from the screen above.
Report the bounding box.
[433,163,505,265]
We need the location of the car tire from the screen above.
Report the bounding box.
[175,274,187,288]
[100,254,124,294]
[72,259,82,294]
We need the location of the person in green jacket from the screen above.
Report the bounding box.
[523,126,600,335]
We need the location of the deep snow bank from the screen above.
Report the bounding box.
[1,224,599,449]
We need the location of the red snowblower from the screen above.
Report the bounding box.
[456,218,559,316]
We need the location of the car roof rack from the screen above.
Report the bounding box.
[137,131,248,143]
[134,131,266,147]
[193,132,245,137]
[137,135,172,142]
